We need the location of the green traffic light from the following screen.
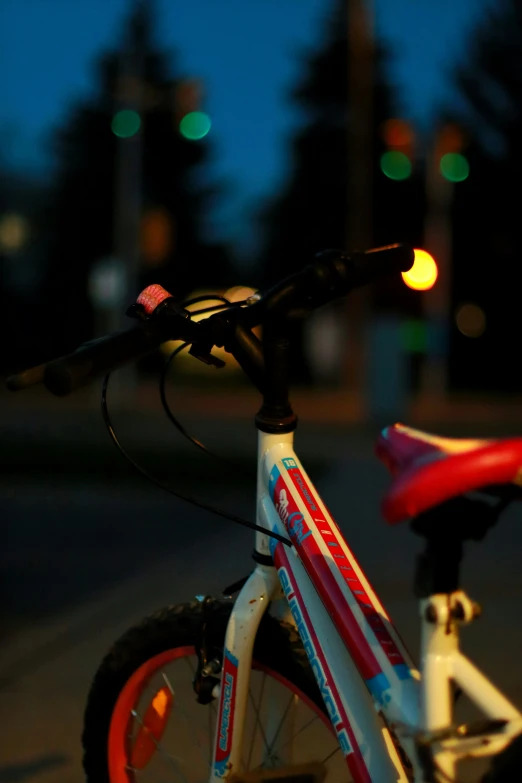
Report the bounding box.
[111,110,141,138]
[440,152,469,182]
[380,151,411,181]
[400,319,427,354]
[179,111,211,140]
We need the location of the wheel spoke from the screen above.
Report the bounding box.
[320,745,341,765]
[270,714,321,758]
[131,709,191,783]
[246,671,267,769]
[96,632,336,783]
[263,692,297,765]
[247,678,271,763]
[175,701,210,769]
[208,699,214,768]
[162,671,175,694]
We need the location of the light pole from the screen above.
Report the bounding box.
[343,0,374,400]
[108,21,144,405]
[114,52,143,326]
[420,128,455,401]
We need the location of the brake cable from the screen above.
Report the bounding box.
[159,296,234,461]
[100,296,292,547]
[159,342,215,458]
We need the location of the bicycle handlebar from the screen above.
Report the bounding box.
[239,244,413,325]
[7,243,413,396]
[42,326,160,397]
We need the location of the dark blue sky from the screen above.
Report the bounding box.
[1,0,493,254]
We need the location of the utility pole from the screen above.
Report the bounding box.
[343,0,374,398]
[420,128,454,400]
[111,16,144,405]
[114,54,143,325]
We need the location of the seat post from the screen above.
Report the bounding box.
[410,494,508,598]
[414,536,463,598]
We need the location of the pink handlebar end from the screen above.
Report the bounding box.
[136,284,172,315]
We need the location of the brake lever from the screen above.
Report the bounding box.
[129,295,226,368]
[188,344,226,369]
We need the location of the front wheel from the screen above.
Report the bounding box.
[82,599,348,782]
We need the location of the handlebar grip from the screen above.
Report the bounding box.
[239,243,415,325]
[43,324,160,396]
[312,243,414,297]
[355,243,414,282]
[6,364,46,391]
[8,287,208,397]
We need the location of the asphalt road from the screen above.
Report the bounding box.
[1,423,521,782]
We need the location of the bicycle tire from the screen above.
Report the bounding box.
[82,598,349,782]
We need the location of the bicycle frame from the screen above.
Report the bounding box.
[209,429,522,782]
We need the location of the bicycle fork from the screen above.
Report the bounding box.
[210,563,280,781]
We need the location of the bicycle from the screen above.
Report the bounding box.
[7,243,522,783]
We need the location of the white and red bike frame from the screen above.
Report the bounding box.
[210,429,522,782]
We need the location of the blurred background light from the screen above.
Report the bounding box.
[140,209,173,267]
[179,111,211,140]
[380,150,411,180]
[382,118,414,149]
[455,303,486,337]
[224,285,257,303]
[111,109,141,138]
[400,319,427,353]
[88,257,126,308]
[440,152,469,182]
[0,213,29,252]
[402,248,438,290]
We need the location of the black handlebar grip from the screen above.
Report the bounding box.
[317,243,414,295]
[305,243,414,308]
[344,243,414,289]
[360,243,415,277]
[6,363,46,391]
[43,324,160,396]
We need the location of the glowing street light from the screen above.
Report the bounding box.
[401,249,438,291]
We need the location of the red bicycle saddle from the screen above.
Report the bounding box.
[376,423,522,524]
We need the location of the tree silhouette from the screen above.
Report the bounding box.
[256,0,425,380]
[0,168,51,374]
[259,0,425,276]
[39,0,233,362]
[448,0,522,391]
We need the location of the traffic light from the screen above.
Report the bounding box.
[401,249,438,291]
[437,125,469,182]
[111,109,141,138]
[380,119,414,180]
[175,79,211,140]
[140,208,173,266]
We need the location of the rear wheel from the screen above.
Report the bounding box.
[82,599,349,782]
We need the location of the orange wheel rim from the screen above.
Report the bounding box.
[108,646,193,783]
[107,646,333,782]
